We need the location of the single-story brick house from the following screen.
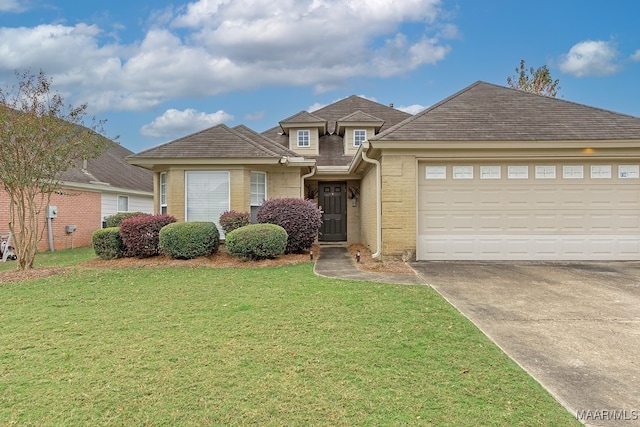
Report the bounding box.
[1,142,153,252]
[127,81,640,260]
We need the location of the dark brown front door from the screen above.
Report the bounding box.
[319,182,347,242]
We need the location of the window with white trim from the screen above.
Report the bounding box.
[117,195,129,212]
[425,166,446,179]
[590,165,611,179]
[297,130,310,147]
[159,172,167,214]
[535,165,556,179]
[185,171,230,237]
[563,165,583,179]
[619,165,639,179]
[353,129,366,147]
[480,166,500,179]
[452,166,473,179]
[250,171,267,222]
[508,166,528,179]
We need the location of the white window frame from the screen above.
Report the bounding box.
[563,165,584,179]
[590,165,611,179]
[353,129,366,147]
[251,171,267,207]
[535,165,556,179]
[619,165,640,179]
[117,195,129,212]
[508,166,528,179]
[425,166,446,180]
[159,172,167,214]
[480,166,501,179]
[452,166,473,179]
[250,171,267,223]
[297,129,310,147]
[185,171,230,236]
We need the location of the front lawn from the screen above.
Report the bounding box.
[0,249,578,426]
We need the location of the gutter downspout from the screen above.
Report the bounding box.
[360,142,381,258]
[300,165,317,198]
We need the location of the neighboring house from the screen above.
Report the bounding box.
[127,82,640,260]
[0,142,153,252]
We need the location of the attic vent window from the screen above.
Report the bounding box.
[354,129,366,147]
[297,130,310,147]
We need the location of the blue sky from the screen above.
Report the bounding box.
[1,0,639,153]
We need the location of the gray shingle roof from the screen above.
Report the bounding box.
[280,111,327,126]
[263,95,412,166]
[130,124,298,159]
[373,81,640,142]
[61,141,153,192]
[337,110,384,123]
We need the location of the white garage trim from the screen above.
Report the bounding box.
[417,162,640,261]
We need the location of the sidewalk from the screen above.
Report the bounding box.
[313,245,423,285]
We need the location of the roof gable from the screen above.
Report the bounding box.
[311,95,410,134]
[336,110,385,135]
[130,124,297,160]
[279,111,327,135]
[373,81,640,142]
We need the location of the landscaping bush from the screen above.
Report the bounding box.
[256,198,322,253]
[225,224,288,260]
[159,222,220,260]
[119,214,177,258]
[92,227,126,260]
[104,212,149,228]
[219,210,251,234]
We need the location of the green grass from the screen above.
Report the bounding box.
[0,249,579,426]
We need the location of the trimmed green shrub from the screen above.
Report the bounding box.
[226,224,288,260]
[104,211,149,228]
[159,222,220,260]
[219,210,251,234]
[256,198,322,253]
[119,214,177,258]
[92,227,126,260]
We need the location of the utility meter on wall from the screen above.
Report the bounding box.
[47,206,58,218]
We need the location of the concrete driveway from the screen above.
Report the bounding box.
[410,261,640,426]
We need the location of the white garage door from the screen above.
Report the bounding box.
[417,162,640,260]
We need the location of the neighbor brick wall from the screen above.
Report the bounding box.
[0,188,101,252]
[380,155,417,260]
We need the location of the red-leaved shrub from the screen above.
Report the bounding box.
[256,198,322,254]
[119,214,177,258]
[219,210,251,234]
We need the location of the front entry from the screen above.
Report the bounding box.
[319,182,347,242]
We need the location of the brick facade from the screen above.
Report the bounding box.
[0,188,101,252]
[380,155,417,260]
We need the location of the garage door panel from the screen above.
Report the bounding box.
[619,215,640,231]
[419,235,640,260]
[417,161,640,260]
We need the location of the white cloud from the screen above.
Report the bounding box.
[559,40,620,77]
[0,0,455,115]
[0,0,28,12]
[397,104,426,115]
[631,49,640,62]
[140,108,234,139]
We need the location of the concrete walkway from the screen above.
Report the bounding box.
[313,245,423,285]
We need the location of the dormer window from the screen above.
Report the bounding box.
[354,129,366,147]
[297,130,310,147]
